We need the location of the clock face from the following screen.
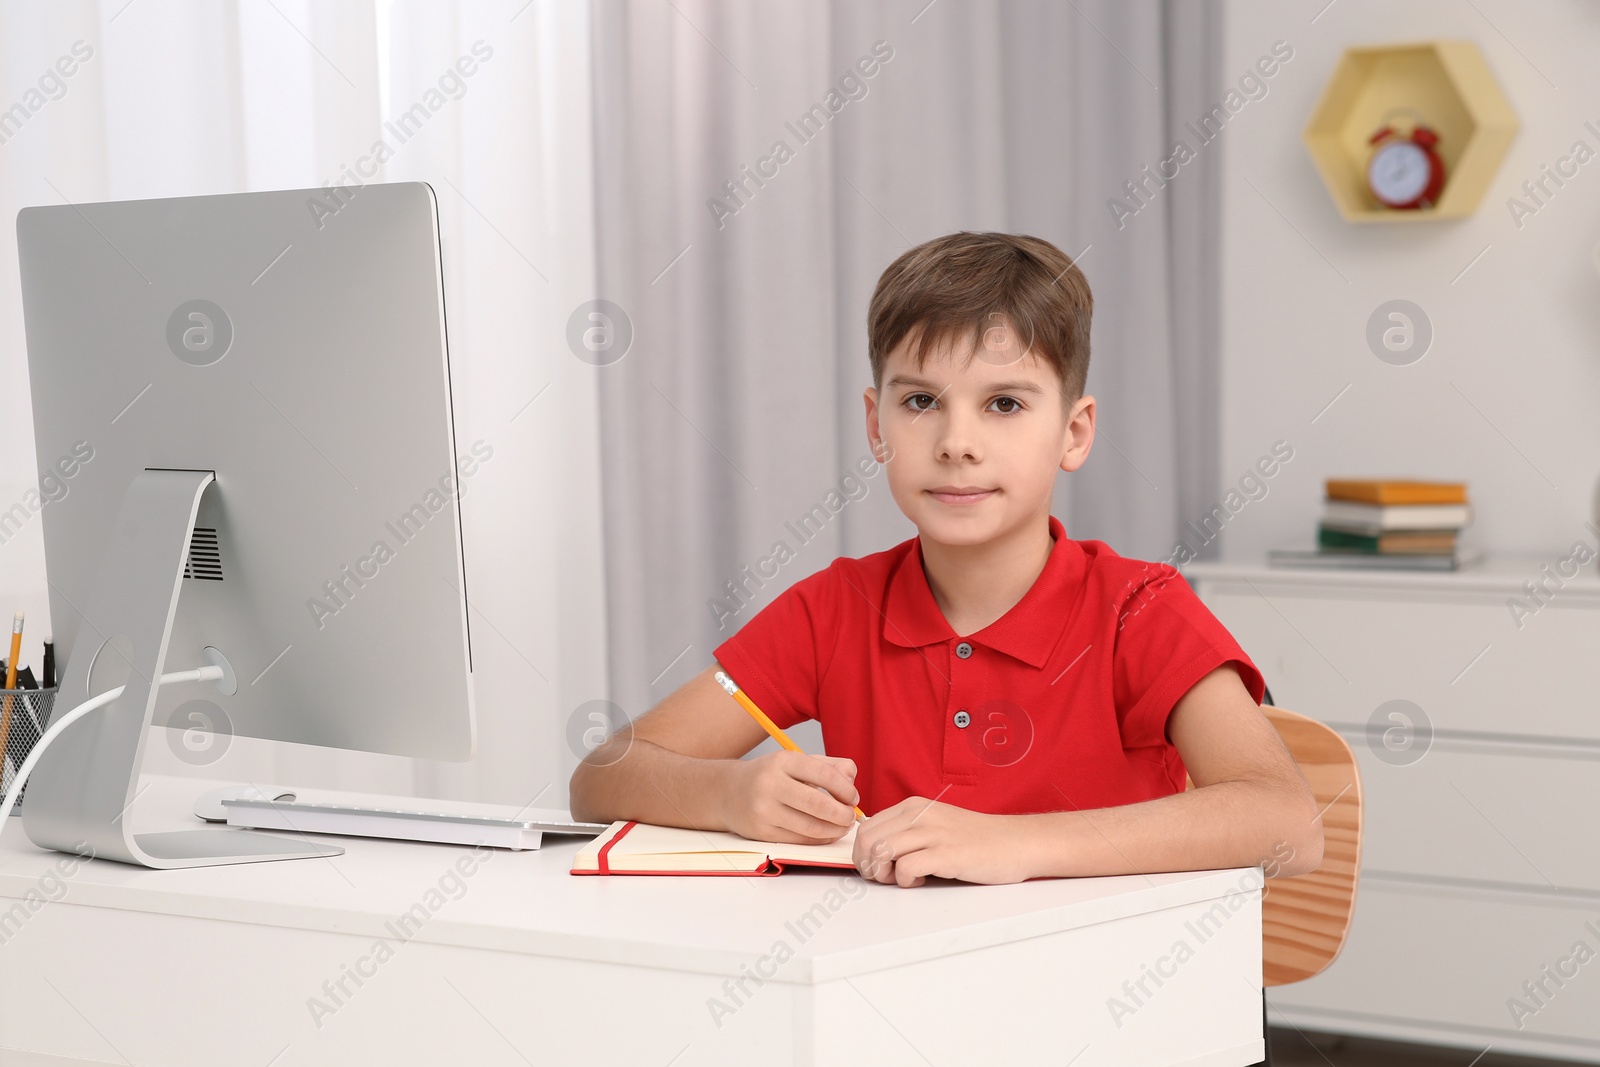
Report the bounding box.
[1368,141,1433,206]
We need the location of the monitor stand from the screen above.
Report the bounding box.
[20,469,343,868]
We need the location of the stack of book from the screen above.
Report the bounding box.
[1270,479,1478,571]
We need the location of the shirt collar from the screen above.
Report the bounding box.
[882,514,1086,668]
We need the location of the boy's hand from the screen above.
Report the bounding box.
[721,750,859,844]
[854,797,1030,887]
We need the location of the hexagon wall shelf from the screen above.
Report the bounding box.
[1303,41,1518,222]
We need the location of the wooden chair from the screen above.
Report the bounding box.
[1186,704,1364,985]
[1259,705,1363,985]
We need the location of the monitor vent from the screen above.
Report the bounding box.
[183,527,224,581]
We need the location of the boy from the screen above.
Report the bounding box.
[570,232,1323,888]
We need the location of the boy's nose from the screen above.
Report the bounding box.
[935,415,981,462]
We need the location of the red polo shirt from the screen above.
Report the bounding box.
[712,514,1263,816]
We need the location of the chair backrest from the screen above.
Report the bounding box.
[1185,704,1363,986]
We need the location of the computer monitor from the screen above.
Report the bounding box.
[14,181,475,868]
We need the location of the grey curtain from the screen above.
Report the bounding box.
[590,0,1224,726]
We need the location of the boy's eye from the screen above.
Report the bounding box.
[904,393,937,411]
[989,396,1022,414]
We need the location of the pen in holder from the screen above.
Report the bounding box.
[0,687,56,812]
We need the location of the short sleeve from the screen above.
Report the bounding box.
[711,564,841,730]
[1111,563,1265,749]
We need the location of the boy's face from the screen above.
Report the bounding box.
[863,320,1095,548]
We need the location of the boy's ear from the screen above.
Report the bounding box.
[863,386,885,460]
[1060,394,1095,473]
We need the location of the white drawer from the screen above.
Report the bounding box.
[1273,882,1600,1057]
[1342,736,1600,893]
[1198,586,1600,743]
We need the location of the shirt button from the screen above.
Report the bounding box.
[955,642,973,659]
[954,709,971,728]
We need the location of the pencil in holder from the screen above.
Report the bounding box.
[0,687,56,811]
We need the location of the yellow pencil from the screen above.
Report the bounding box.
[2,611,23,768]
[714,669,866,822]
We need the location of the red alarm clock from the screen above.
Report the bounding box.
[1367,124,1446,210]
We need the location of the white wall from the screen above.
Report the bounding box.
[1217,0,1600,561]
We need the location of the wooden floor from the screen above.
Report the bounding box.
[1270,1028,1583,1066]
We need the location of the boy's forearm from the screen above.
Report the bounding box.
[1012,779,1324,880]
[569,737,736,830]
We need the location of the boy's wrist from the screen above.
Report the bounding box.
[1007,809,1089,880]
[705,756,744,833]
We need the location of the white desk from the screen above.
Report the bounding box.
[0,775,1264,1067]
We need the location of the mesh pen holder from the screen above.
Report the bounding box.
[1,687,55,811]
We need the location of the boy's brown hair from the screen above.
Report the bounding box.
[867,232,1092,400]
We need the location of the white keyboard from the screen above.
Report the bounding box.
[213,795,608,851]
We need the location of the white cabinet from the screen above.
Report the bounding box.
[1186,558,1600,1063]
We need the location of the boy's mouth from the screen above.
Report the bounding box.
[925,485,996,506]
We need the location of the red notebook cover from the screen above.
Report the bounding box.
[571,820,858,877]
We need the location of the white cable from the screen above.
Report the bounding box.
[0,665,224,825]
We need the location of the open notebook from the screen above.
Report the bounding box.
[571,820,858,876]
